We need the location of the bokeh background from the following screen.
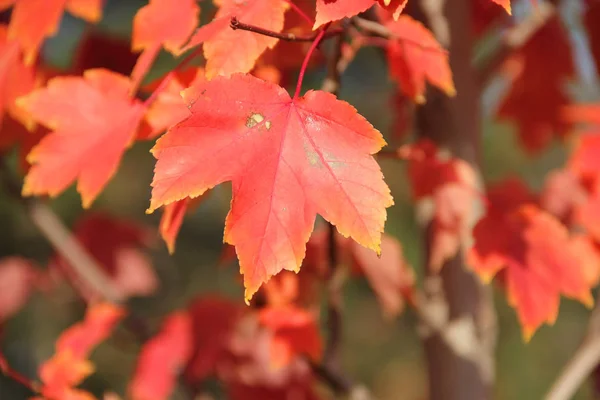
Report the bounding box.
[0,0,599,399]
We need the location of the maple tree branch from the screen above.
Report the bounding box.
[404,0,497,399]
[230,17,343,42]
[545,294,600,400]
[477,1,556,84]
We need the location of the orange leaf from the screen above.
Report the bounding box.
[39,303,124,398]
[7,0,104,65]
[180,0,288,78]
[148,74,392,301]
[376,0,408,20]
[55,302,125,358]
[469,181,593,340]
[0,25,37,128]
[138,68,205,140]
[314,0,373,29]
[129,312,193,400]
[259,306,322,367]
[159,193,207,254]
[491,0,511,14]
[349,233,414,318]
[386,16,455,103]
[18,69,145,207]
[131,0,200,88]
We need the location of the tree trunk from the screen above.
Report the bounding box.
[406,1,498,399]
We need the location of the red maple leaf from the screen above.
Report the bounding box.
[3,0,104,65]
[584,0,600,73]
[497,18,574,153]
[403,140,479,271]
[314,0,374,29]
[386,16,455,103]
[130,0,199,88]
[303,226,413,318]
[148,73,393,301]
[158,193,208,254]
[180,0,288,78]
[314,0,408,28]
[184,296,245,384]
[138,67,205,140]
[18,69,146,207]
[129,312,193,400]
[469,179,593,340]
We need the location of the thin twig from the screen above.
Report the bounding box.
[230,17,343,42]
[0,161,125,304]
[545,293,600,400]
[0,352,39,394]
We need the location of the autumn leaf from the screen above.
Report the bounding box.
[497,18,573,153]
[18,69,146,207]
[349,233,414,318]
[129,312,193,400]
[386,16,455,103]
[377,0,408,20]
[0,256,38,322]
[138,67,205,140]
[469,180,593,340]
[131,0,200,88]
[292,225,412,318]
[148,73,393,301]
[159,194,208,254]
[71,31,138,76]
[49,212,158,301]
[184,296,244,384]
[0,25,37,128]
[584,1,600,73]
[491,0,511,14]
[314,0,373,29]
[5,0,104,65]
[404,140,479,271]
[259,306,322,368]
[180,0,288,78]
[39,303,124,399]
[256,0,323,86]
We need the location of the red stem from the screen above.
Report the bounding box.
[294,23,330,99]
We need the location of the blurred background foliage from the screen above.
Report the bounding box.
[0,0,598,399]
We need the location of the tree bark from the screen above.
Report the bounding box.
[406,1,497,399]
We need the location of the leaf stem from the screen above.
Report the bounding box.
[0,352,39,394]
[294,23,330,99]
[142,46,204,108]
